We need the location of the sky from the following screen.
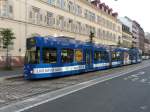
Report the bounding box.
[99,0,149,32]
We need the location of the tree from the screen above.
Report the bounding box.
[30,33,41,37]
[0,28,16,69]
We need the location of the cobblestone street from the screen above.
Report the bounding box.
[0,61,149,108]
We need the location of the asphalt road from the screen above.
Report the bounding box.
[22,64,150,112]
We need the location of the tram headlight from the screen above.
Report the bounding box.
[30,70,33,74]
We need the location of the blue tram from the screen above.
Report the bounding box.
[111,47,124,67]
[110,47,132,67]
[24,36,142,80]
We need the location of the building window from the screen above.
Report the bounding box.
[9,5,13,14]
[47,12,55,26]
[56,0,61,7]
[106,31,109,40]
[68,1,73,13]
[1,4,7,16]
[29,11,32,19]
[85,24,90,35]
[81,24,86,35]
[75,4,81,16]
[84,9,95,21]
[84,9,88,18]
[60,0,65,9]
[103,30,105,39]
[91,13,95,21]
[29,6,40,24]
[63,20,67,30]
[39,14,43,22]
[67,19,73,32]
[97,16,102,24]
[55,15,64,30]
[0,37,3,48]
[48,0,55,5]
[76,22,81,33]
[0,0,13,18]
[97,29,101,38]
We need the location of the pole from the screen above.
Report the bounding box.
[109,45,112,67]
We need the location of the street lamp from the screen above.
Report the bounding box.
[89,31,95,43]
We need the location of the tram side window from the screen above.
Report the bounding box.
[43,48,57,64]
[129,53,133,60]
[112,52,116,61]
[94,51,101,61]
[61,49,74,63]
[116,52,121,60]
[75,49,83,63]
[101,51,109,61]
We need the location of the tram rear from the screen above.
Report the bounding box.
[130,48,142,64]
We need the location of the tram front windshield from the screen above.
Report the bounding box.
[25,47,40,64]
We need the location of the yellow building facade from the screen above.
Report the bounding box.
[122,32,132,48]
[0,0,121,67]
[121,24,133,48]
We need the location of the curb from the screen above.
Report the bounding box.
[0,75,23,81]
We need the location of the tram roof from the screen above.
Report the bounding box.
[129,47,141,53]
[32,36,109,50]
[113,47,130,51]
[32,36,86,47]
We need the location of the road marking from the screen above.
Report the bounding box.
[140,105,148,110]
[131,74,139,77]
[124,71,146,81]
[140,79,147,83]
[131,78,139,82]
[139,71,145,75]
[0,100,5,103]
[0,63,150,112]
[123,77,128,80]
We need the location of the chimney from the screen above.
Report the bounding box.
[91,0,101,7]
[112,12,118,17]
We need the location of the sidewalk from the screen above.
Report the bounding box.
[0,67,23,78]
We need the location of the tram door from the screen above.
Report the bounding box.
[85,49,93,69]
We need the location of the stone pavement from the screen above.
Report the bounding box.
[0,67,23,78]
[0,60,149,108]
